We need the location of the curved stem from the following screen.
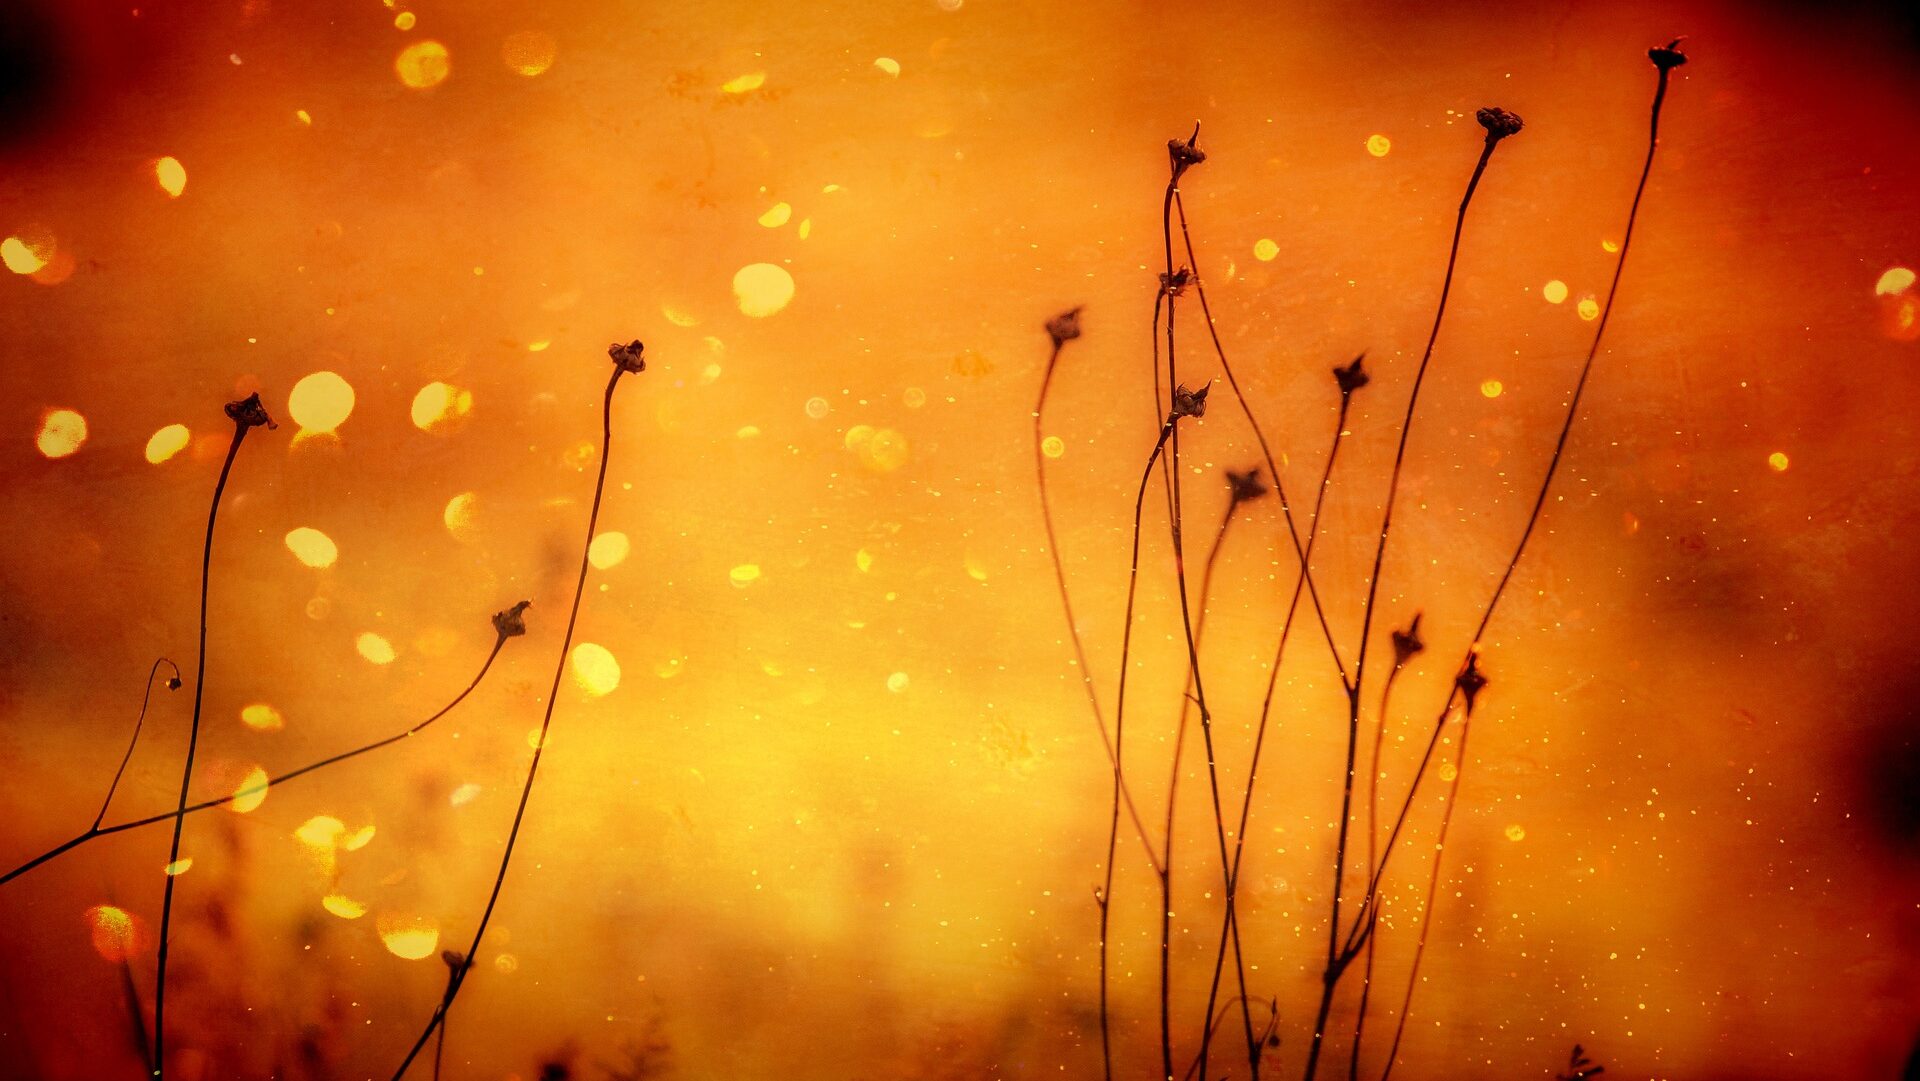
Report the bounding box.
[153,416,253,1079]
[1374,62,1681,1079]
[389,365,630,1079]
[1303,132,1506,1081]
[1161,499,1240,1081]
[1346,664,1408,1079]
[94,658,182,831]
[1,638,512,889]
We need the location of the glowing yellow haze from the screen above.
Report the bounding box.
[287,372,355,434]
[35,409,87,458]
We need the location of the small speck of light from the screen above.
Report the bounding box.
[295,109,312,125]
[570,643,621,696]
[322,894,367,920]
[356,633,397,665]
[1041,435,1066,458]
[444,492,479,539]
[395,40,451,89]
[1542,279,1568,304]
[721,71,766,94]
[1504,824,1526,842]
[284,527,339,568]
[88,905,142,962]
[240,703,285,731]
[730,564,762,587]
[378,917,440,960]
[36,409,87,458]
[1577,297,1600,321]
[758,202,793,228]
[393,11,416,30]
[1366,134,1391,157]
[1769,451,1790,472]
[1601,238,1620,253]
[1253,238,1279,262]
[229,766,270,813]
[163,858,193,876]
[145,423,190,464]
[1438,763,1458,782]
[874,57,901,77]
[410,381,472,431]
[2,235,50,274]
[887,671,911,693]
[154,156,187,198]
[804,396,830,419]
[1876,266,1916,296]
[733,263,795,317]
[588,531,630,569]
[1481,380,1503,399]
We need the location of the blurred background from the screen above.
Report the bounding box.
[1,1,1917,1078]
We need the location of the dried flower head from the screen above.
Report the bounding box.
[1160,266,1193,297]
[1171,382,1210,419]
[608,340,647,373]
[440,949,467,970]
[1456,652,1489,712]
[1045,307,1083,349]
[1167,124,1206,181]
[1649,38,1688,71]
[165,676,183,691]
[1333,353,1370,395]
[1227,466,1268,504]
[492,600,532,639]
[224,393,276,430]
[1391,612,1426,667]
[1476,107,1525,142]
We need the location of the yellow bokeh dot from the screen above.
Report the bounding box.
[859,428,910,473]
[1876,266,1916,296]
[1504,824,1526,842]
[394,11,416,30]
[1768,451,1790,472]
[322,893,368,920]
[1601,238,1620,253]
[410,382,473,430]
[1480,380,1503,399]
[1577,298,1600,321]
[495,953,518,974]
[730,563,762,587]
[154,156,187,198]
[855,548,875,573]
[145,423,190,464]
[240,703,285,731]
[570,642,621,696]
[588,531,630,569]
[721,71,766,94]
[285,526,339,568]
[1542,279,1568,304]
[444,492,479,539]
[164,858,193,876]
[356,632,397,665]
[1437,762,1458,782]
[874,57,901,77]
[887,671,910,693]
[229,766,270,813]
[288,371,355,433]
[2,235,51,275]
[1253,238,1279,262]
[378,916,440,960]
[1366,134,1391,157]
[36,409,87,458]
[733,263,795,317]
[804,396,830,419]
[395,40,451,89]
[758,202,793,228]
[1041,435,1066,458]
[502,30,556,76]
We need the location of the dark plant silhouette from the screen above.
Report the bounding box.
[1555,1043,1606,1081]
[389,343,646,1079]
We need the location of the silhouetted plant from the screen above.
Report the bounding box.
[1555,1043,1606,1081]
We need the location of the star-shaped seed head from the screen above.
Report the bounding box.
[492,600,532,639]
[608,340,647,373]
[1333,353,1370,395]
[1391,612,1426,667]
[1456,652,1489,712]
[1649,38,1688,71]
[1476,107,1524,142]
[224,393,276,430]
[1171,382,1211,419]
[1045,307,1083,349]
[1227,466,1268,504]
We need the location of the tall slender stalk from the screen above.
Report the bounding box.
[1035,308,1163,875]
[389,342,645,1079]
[1103,404,1187,1081]
[1161,471,1266,1081]
[1371,45,1687,1080]
[94,658,182,831]
[1198,358,1363,1079]
[1301,107,1522,1081]
[2,629,517,889]
[152,392,274,1080]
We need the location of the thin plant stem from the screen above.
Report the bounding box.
[154,396,267,1081]
[389,357,636,1079]
[1182,996,1280,1081]
[1035,328,1163,876]
[1346,643,1416,1080]
[1161,490,1252,1081]
[1,636,514,889]
[1197,386,1353,1078]
[1103,417,1176,1081]
[1303,118,1514,1081]
[94,658,182,831]
[1173,191,1351,695]
[1373,54,1684,1080]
